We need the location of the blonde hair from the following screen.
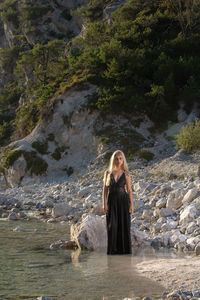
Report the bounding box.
[103,150,129,187]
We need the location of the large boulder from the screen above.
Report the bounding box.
[70,214,107,250]
[6,155,26,187]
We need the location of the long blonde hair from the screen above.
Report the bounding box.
[103,150,129,187]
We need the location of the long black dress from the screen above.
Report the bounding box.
[106,171,132,255]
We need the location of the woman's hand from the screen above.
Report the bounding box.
[103,204,108,214]
[129,206,134,215]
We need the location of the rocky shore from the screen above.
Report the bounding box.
[1,152,200,299]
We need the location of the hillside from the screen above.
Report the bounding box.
[1,0,200,187]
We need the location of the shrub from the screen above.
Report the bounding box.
[61,8,72,21]
[51,145,67,160]
[138,149,155,161]
[22,151,48,175]
[1,149,22,168]
[47,133,55,141]
[32,140,48,154]
[175,118,200,153]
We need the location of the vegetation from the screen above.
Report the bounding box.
[51,146,67,160]
[1,0,200,150]
[69,0,200,125]
[138,149,155,161]
[1,148,48,175]
[32,140,49,155]
[175,118,200,153]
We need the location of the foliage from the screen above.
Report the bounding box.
[32,140,49,155]
[0,0,19,25]
[22,150,48,175]
[69,0,200,124]
[61,8,72,21]
[51,145,67,160]
[175,118,200,153]
[1,149,22,168]
[138,149,155,161]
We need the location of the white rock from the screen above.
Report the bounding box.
[131,228,150,245]
[186,237,200,250]
[142,209,153,220]
[52,203,71,218]
[156,198,167,209]
[133,181,148,193]
[170,230,188,244]
[78,187,92,198]
[13,226,26,232]
[166,189,185,209]
[70,214,106,250]
[179,204,198,225]
[182,188,198,205]
[6,155,27,188]
[185,222,197,234]
[159,207,175,217]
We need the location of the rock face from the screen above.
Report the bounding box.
[70,214,107,250]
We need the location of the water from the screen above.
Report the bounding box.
[0,219,179,300]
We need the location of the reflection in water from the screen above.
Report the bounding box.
[0,220,179,300]
[70,248,165,299]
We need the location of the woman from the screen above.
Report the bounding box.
[102,150,134,255]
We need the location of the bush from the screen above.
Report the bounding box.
[175,118,200,153]
[32,140,48,154]
[22,151,48,175]
[138,149,155,161]
[1,149,22,168]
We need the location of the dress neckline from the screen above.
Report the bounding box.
[112,171,124,183]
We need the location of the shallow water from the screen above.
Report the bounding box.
[0,219,182,300]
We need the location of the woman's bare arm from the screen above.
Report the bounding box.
[102,171,109,214]
[102,184,109,213]
[125,173,134,214]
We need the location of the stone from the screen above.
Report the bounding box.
[159,207,175,217]
[50,239,77,250]
[37,297,54,300]
[141,209,153,220]
[193,289,200,297]
[13,226,26,232]
[186,237,200,250]
[70,214,107,250]
[6,155,26,188]
[41,199,54,208]
[8,212,20,220]
[78,187,92,198]
[167,189,185,209]
[185,222,197,234]
[134,181,148,193]
[52,203,71,218]
[156,198,167,209]
[179,204,198,225]
[166,290,181,299]
[152,222,162,234]
[182,188,198,205]
[133,200,145,211]
[195,242,200,256]
[170,231,188,245]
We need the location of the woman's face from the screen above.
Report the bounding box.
[114,154,124,168]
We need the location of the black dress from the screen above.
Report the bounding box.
[106,171,132,255]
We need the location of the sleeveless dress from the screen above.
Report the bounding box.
[106,171,132,255]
